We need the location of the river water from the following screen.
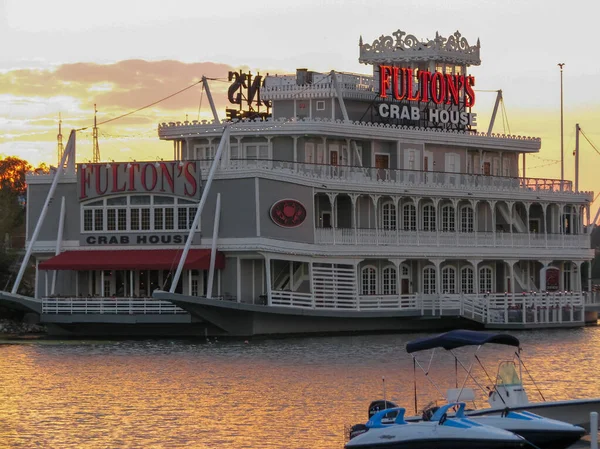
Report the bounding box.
[0,327,598,448]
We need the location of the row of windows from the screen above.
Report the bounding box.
[360,265,493,295]
[381,204,474,232]
[192,144,270,161]
[82,195,198,233]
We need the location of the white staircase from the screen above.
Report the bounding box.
[497,202,527,233]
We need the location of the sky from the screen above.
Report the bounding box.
[1,0,599,209]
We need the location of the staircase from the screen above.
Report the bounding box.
[512,263,538,292]
[273,262,309,291]
[497,203,527,233]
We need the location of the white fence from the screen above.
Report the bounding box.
[42,297,188,315]
[268,290,587,326]
[315,228,589,249]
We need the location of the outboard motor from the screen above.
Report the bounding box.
[348,423,368,440]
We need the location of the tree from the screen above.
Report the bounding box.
[0,156,32,197]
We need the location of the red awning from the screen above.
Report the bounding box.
[38,249,225,271]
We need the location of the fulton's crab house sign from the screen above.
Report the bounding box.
[79,161,200,200]
[376,65,477,127]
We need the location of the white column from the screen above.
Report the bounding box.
[326,192,338,244]
[34,259,39,299]
[541,203,548,248]
[265,255,272,305]
[490,200,497,247]
[130,271,134,297]
[371,194,381,245]
[525,202,531,247]
[236,256,242,303]
[349,193,359,245]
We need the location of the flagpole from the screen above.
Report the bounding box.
[558,63,565,189]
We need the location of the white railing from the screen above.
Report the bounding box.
[314,228,590,249]
[42,297,188,315]
[585,291,600,307]
[266,290,587,326]
[210,159,579,195]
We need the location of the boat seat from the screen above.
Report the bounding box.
[446,388,476,403]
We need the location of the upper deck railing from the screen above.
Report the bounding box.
[157,117,542,151]
[199,158,581,195]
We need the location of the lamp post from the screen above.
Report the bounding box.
[558,63,565,188]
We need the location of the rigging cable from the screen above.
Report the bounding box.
[76,78,205,131]
[580,129,600,157]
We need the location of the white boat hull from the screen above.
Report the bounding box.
[467,399,600,431]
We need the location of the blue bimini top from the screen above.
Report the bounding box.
[405,329,520,354]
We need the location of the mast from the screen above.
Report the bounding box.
[575,123,580,192]
[57,113,64,166]
[92,104,100,163]
[487,90,502,136]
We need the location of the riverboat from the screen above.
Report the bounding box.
[3,28,598,337]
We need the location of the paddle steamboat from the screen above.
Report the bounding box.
[7,29,598,337]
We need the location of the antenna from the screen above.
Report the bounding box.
[92,104,101,163]
[57,113,64,166]
[382,377,387,408]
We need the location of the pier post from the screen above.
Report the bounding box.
[591,411,598,449]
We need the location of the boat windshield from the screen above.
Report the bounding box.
[495,361,522,386]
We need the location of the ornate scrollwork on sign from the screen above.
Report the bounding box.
[359,29,481,66]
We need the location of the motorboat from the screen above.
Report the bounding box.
[405,329,595,434]
[346,402,527,449]
[358,399,584,449]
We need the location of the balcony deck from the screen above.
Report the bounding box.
[206,159,589,198]
[315,228,589,249]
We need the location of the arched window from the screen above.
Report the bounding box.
[423,204,436,231]
[460,205,474,233]
[381,202,397,230]
[382,266,397,295]
[423,266,436,294]
[441,266,456,294]
[361,266,377,295]
[403,203,416,231]
[441,205,455,232]
[479,266,493,293]
[461,267,474,294]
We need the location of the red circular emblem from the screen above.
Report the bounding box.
[270,199,307,228]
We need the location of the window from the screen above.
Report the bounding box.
[446,154,457,173]
[403,204,416,231]
[442,266,456,294]
[382,266,397,295]
[229,144,238,160]
[503,158,510,177]
[408,151,416,170]
[381,202,397,230]
[316,100,325,111]
[81,195,199,233]
[461,267,474,293]
[479,266,493,293]
[423,266,436,294]
[422,204,436,231]
[194,144,215,160]
[441,205,455,232]
[460,206,474,232]
[361,266,377,295]
[305,142,315,164]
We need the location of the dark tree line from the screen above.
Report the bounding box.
[0,156,48,294]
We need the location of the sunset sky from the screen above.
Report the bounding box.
[1,0,599,208]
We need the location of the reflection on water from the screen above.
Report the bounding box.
[0,327,599,448]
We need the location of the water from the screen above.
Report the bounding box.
[0,327,599,448]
